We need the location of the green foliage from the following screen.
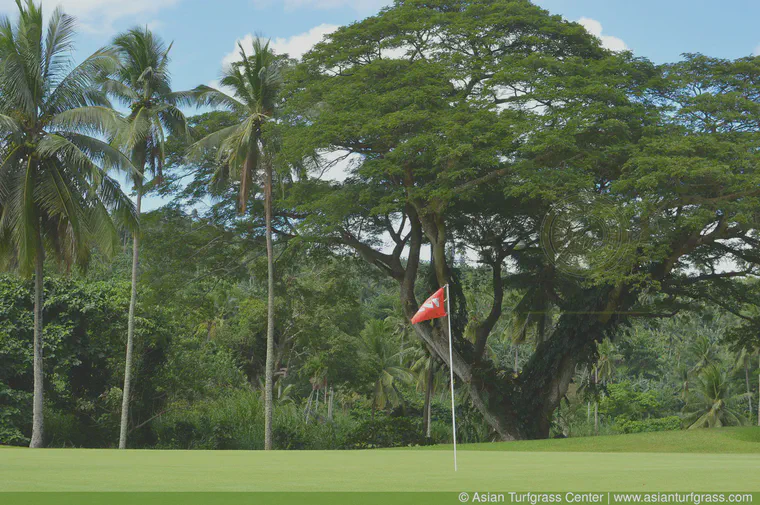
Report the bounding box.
[0,383,29,446]
[599,381,676,423]
[615,416,682,434]
[0,274,180,446]
[0,1,137,274]
[154,389,263,449]
[684,364,748,429]
[3,0,760,450]
[108,26,189,187]
[343,415,429,449]
[358,319,412,413]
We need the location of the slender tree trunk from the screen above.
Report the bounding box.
[424,362,434,438]
[328,387,334,421]
[594,402,599,436]
[757,355,759,427]
[745,360,752,424]
[593,368,599,436]
[263,160,276,450]
[120,189,142,449]
[304,390,313,424]
[29,238,45,448]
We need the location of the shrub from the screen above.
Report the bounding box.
[614,416,682,434]
[153,389,264,449]
[342,415,428,449]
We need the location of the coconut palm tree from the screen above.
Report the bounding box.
[734,347,758,425]
[684,364,747,429]
[359,319,412,420]
[690,335,719,375]
[410,346,445,437]
[591,339,620,435]
[678,334,719,411]
[104,26,189,449]
[182,38,283,450]
[0,1,137,448]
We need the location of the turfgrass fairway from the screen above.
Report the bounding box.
[1,428,759,492]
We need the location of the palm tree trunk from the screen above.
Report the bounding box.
[304,390,313,424]
[424,362,434,438]
[328,387,334,421]
[594,401,598,436]
[745,360,752,424]
[593,368,599,436]
[119,189,142,449]
[29,237,45,449]
[263,160,276,451]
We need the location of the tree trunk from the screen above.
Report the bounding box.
[745,360,752,424]
[594,368,599,436]
[369,201,630,440]
[304,390,313,424]
[120,189,142,449]
[757,355,759,427]
[328,387,334,421]
[424,362,434,438]
[594,401,599,436]
[263,160,276,451]
[29,238,45,449]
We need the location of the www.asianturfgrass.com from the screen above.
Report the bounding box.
[458,493,755,504]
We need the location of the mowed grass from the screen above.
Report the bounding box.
[424,426,760,454]
[1,428,759,492]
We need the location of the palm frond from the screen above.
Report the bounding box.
[45,48,119,114]
[48,105,125,137]
[42,6,76,83]
[177,84,247,112]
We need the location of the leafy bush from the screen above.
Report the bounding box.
[154,389,264,449]
[342,415,428,449]
[0,383,30,446]
[615,416,682,434]
[599,381,675,422]
[154,389,366,450]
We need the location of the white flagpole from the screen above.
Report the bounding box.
[445,283,458,471]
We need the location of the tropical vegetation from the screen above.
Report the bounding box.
[1,0,760,449]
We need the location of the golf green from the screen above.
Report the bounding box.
[1,428,759,492]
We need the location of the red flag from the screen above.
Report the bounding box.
[411,287,447,324]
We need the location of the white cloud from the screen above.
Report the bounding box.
[222,23,339,67]
[753,44,760,56]
[0,0,180,34]
[578,17,628,52]
[252,0,389,12]
[271,23,339,60]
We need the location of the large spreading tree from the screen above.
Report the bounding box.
[281,0,760,439]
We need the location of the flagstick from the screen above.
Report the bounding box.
[445,283,458,472]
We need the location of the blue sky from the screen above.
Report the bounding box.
[1,0,759,94]
[1,0,759,211]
